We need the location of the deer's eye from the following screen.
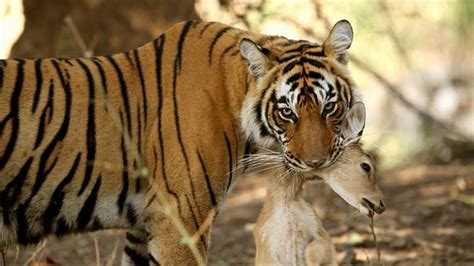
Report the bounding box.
[360,162,371,173]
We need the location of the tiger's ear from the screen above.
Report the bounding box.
[341,102,365,141]
[323,20,353,65]
[240,38,270,78]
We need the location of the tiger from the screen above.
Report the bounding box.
[0,19,365,265]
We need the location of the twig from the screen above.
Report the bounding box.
[193,208,216,245]
[1,248,6,266]
[24,240,47,265]
[104,240,120,266]
[92,235,101,266]
[377,2,412,68]
[350,56,469,141]
[13,246,19,266]
[312,0,331,30]
[150,183,206,265]
[369,217,380,265]
[64,16,93,58]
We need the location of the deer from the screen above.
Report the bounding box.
[253,142,385,265]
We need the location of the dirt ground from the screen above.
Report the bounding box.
[3,163,474,265]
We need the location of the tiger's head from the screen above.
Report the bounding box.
[240,20,365,171]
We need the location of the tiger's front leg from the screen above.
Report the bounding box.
[144,193,211,265]
[122,228,150,265]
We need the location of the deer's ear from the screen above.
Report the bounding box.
[323,20,353,65]
[341,102,365,141]
[240,38,271,78]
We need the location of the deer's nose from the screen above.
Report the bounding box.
[362,198,386,215]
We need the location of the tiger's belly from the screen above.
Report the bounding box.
[0,164,147,246]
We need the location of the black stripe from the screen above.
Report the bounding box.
[126,202,138,225]
[153,36,182,215]
[327,82,336,99]
[32,59,43,113]
[57,58,75,66]
[29,60,72,197]
[254,102,271,138]
[173,22,202,217]
[90,217,103,231]
[242,141,252,172]
[148,254,160,265]
[42,153,81,233]
[286,73,301,85]
[0,60,5,89]
[230,49,240,57]
[136,102,143,166]
[133,49,148,129]
[305,50,325,57]
[280,40,307,47]
[220,42,237,62]
[0,59,24,170]
[55,217,70,236]
[117,112,129,215]
[265,91,277,134]
[282,60,298,74]
[199,21,215,38]
[126,232,146,244]
[124,52,134,67]
[34,80,54,149]
[125,246,149,266]
[197,150,217,206]
[219,32,243,62]
[208,27,232,65]
[278,53,301,63]
[77,59,97,195]
[105,56,133,136]
[135,178,141,193]
[105,56,132,215]
[77,175,102,231]
[307,71,324,81]
[1,157,33,225]
[92,58,108,96]
[224,133,233,192]
[300,57,326,69]
[284,47,304,54]
[175,21,194,72]
[31,59,72,213]
[17,204,42,245]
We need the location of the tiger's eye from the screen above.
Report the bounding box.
[282,108,292,116]
[324,102,335,111]
[279,107,295,122]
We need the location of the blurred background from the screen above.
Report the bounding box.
[1,0,473,265]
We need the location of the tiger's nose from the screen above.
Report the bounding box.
[305,159,325,168]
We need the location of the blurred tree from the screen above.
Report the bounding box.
[0,0,25,58]
[11,0,198,58]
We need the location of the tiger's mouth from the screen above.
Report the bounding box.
[283,156,313,173]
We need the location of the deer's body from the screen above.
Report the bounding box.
[254,175,337,266]
[254,144,386,265]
